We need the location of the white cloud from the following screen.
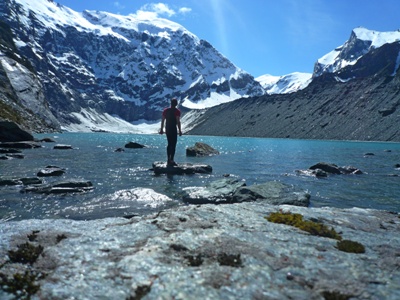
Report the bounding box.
[113,1,125,10]
[137,3,192,18]
[178,7,192,14]
[140,3,176,17]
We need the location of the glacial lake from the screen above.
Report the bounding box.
[1,132,399,221]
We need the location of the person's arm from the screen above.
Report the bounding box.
[176,116,182,136]
[159,115,165,134]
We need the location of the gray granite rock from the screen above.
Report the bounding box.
[0,121,34,142]
[183,178,246,204]
[152,161,212,175]
[183,179,310,206]
[186,142,220,157]
[232,181,311,206]
[0,204,398,299]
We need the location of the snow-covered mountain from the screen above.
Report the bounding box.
[0,0,264,132]
[188,31,400,141]
[314,27,400,78]
[256,72,312,94]
[255,27,400,96]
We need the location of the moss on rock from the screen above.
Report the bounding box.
[336,240,365,254]
[8,242,44,265]
[266,211,342,240]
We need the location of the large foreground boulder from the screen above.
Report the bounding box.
[0,204,398,299]
[0,121,34,142]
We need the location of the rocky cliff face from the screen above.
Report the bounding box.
[0,0,264,131]
[0,20,60,132]
[188,41,400,142]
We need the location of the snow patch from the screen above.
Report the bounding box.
[182,90,244,109]
[61,108,159,134]
[256,72,312,94]
[391,51,400,76]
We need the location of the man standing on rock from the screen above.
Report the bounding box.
[159,98,182,166]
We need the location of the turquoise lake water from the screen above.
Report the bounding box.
[1,132,399,221]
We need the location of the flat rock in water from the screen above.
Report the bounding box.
[37,166,66,177]
[0,149,22,154]
[21,180,93,194]
[39,137,56,143]
[298,162,363,177]
[152,161,212,175]
[0,141,41,149]
[5,154,25,159]
[0,179,22,186]
[0,177,42,186]
[0,204,398,299]
[53,144,73,150]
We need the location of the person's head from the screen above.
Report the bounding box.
[171,98,178,108]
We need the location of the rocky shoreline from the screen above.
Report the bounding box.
[0,201,399,299]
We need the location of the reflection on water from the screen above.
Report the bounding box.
[1,132,399,221]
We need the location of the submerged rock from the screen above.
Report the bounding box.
[298,162,363,177]
[186,142,220,157]
[125,142,146,149]
[152,162,212,175]
[0,179,22,186]
[0,177,42,186]
[4,154,25,159]
[0,149,22,154]
[39,137,56,143]
[21,180,93,194]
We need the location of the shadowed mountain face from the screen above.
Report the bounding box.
[188,42,400,142]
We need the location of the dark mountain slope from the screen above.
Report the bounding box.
[188,42,400,142]
[0,20,60,132]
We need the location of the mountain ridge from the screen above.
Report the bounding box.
[0,0,264,132]
[187,41,400,142]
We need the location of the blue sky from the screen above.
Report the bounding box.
[57,0,400,77]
